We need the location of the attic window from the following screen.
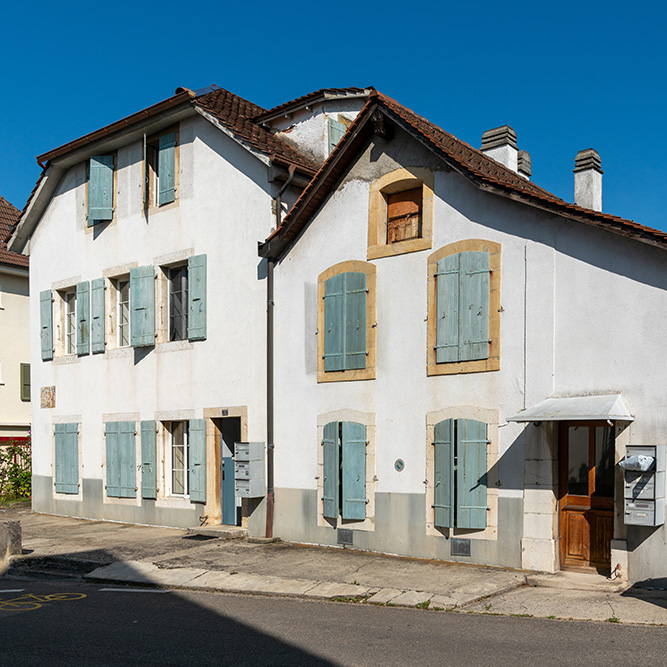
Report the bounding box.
[386,188,422,243]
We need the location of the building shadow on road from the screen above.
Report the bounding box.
[620,578,667,611]
[1,549,336,667]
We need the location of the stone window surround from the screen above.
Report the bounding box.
[367,167,434,260]
[427,239,501,376]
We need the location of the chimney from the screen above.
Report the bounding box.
[573,148,603,211]
[518,150,532,180]
[481,125,518,172]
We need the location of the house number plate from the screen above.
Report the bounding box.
[394,459,405,472]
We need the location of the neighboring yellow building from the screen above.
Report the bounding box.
[0,196,30,444]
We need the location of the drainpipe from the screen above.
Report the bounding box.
[266,165,295,538]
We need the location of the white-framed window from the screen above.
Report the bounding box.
[168,421,189,496]
[65,290,76,355]
[117,279,130,347]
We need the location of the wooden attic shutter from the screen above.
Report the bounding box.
[54,423,78,494]
[387,188,421,243]
[141,420,158,500]
[433,419,454,528]
[327,118,346,155]
[341,421,366,520]
[456,419,488,529]
[322,422,339,519]
[187,254,207,341]
[91,278,105,354]
[76,281,90,356]
[88,156,114,224]
[40,290,53,361]
[188,419,206,504]
[130,266,155,347]
[324,274,345,371]
[158,133,176,205]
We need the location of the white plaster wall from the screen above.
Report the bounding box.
[0,269,30,435]
[272,99,366,163]
[29,114,273,480]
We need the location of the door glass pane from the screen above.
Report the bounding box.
[567,426,589,495]
[595,426,615,497]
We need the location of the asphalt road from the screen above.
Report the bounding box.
[1,578,665,667]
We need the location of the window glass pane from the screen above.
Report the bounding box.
[171,421,188,495]
[595,426,615,498]
[567,426,589,495]
[66,292,76,354]
[169,267,188,341]
[118,280,130,347]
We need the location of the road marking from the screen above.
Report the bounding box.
[0,589,25,593]
[0,592,87,612]
[99,588,169,593]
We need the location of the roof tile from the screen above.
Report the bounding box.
[0,197,29,268]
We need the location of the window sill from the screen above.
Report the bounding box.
[367,236,432,260]
[52,355,80,366]
[156,340,194,354]
[317,367,376,383]
[427,357,500,376]
[106,347,133,360]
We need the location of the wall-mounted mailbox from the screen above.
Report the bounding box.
[234,442,265,499]
[623,445,665,526]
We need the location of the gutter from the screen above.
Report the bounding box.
[265,165,295,539]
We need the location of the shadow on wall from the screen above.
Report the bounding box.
[2,549,336,666]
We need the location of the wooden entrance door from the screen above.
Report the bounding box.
[559,422,614,571]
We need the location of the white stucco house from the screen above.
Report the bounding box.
[9,84,667,584]
[0,197,30,445]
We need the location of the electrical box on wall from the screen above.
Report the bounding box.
[622,445,666,527]
[234,442,265,499]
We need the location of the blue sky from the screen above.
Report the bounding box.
[2,1,665,230]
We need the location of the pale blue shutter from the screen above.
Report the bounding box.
[327,118,345,155]
[344,273,367,370]
[341,421,366,520]
[141,420,157,500]
[459,252,490,361]
[433,419,454,528]
[324,274,345,371]
[91,278,105,354]
[119,421,137,498]
[76,281,90,356]
[322,422,339,519]
[436,254,460,363]
[189,419,206,503]
[187,254,207,341]
[158,132,176,205]
[88,155,114,224]
[456,419,488,529]
[105,422,121,497]
[40,290,53,361]
[130,266,155,347]
[54,423,78,494]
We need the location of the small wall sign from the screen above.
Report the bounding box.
[394,459,405,472]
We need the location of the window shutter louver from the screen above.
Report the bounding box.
[456,419,488,529]
[40,290,53,361]
[55,423,79,494]
[187,254,207,341]
[130,266,155,347]
[158,133,176,205]
[118,421,137,498]
[459,252,490,361]
[433,419,455,528]
[189,419,206,503]
[91,278,105,354]
[327,118,346,155]
[324,274,345,371]
[88,156,114,224]
[436,254,460,363]
[322,422,339,519]
[76,281,90,356]
[341,421,366,520]
[105,422,121,497]
[141,420,157,500]
[344,273,367,370]
[20,363,30,402]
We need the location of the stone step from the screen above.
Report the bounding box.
[186,525,247,540]
[527,570,629,592]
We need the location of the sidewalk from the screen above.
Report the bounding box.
[3,503,667,625]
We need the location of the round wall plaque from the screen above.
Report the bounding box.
[394,459,405,472]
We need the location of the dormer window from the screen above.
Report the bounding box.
[386,188,422,243]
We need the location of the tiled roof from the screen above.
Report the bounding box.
[261,91,667,258]
[194,87,319,174]
[252,87,371,122]
[0,197,28,268]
